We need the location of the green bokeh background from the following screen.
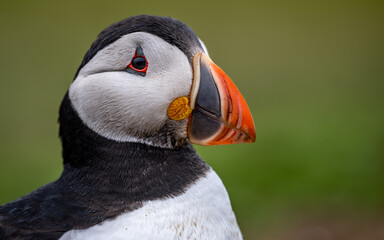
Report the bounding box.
[0,0,383,239]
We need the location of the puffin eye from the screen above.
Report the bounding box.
[126,47,148,76]
[131,57,147,70]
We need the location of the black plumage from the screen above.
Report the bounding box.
[0,95,209,239]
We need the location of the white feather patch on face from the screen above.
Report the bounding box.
[198,38,209,56]
[69,32,193,144]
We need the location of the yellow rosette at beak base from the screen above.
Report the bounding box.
[167,97,192,121]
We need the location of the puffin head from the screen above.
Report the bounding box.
[67,15,255,149]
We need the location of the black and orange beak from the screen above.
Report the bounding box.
[188,52,256,146]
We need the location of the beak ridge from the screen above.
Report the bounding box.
[188,52,256,146]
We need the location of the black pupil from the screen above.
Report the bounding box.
[132,57,146,70]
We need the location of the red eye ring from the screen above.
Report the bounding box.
[127,51,148,73]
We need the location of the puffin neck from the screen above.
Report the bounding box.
[58,91,210,205]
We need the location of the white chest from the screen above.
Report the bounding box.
[60,169,242,240]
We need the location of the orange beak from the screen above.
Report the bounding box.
[188,52,256,146]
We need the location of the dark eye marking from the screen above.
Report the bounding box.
[126,46,148,77]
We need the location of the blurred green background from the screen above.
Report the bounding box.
[0,0,383,239]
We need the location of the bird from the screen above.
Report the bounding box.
[0,15,255,240]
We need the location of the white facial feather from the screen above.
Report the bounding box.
[69,32,194,146]
[198,38,209,56]
[60,169,242,240]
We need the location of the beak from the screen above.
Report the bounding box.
[187,52,256,146]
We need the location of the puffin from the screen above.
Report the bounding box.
[0,15,256,240]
